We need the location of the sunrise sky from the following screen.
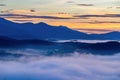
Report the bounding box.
[0,0,120,33]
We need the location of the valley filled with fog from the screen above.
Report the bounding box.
[0,40,120,80]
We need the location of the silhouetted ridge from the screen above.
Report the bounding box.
[0,18,120,40]
[0,36,52,46]
[37,22,50,26]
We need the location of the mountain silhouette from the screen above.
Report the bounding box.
[0,18,120,40]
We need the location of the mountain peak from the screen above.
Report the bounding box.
[37,22,49,26]
[106,31,120,34]
[0,17,7,21]
[0,17,14,25]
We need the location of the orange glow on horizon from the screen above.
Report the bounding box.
[6,17,120,34]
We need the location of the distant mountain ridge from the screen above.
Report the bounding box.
[0,18,120,40]
[0,36,119,56]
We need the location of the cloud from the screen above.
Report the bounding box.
[78,21,120,24]
[66,1,75,3]
[67,1,94,7]
[74,28,113,32]
[73,14,120,18]
[0,13,74,20]
[0,4,6,6]
[0,9,13,13]
[76,4,94,6]
[107,7,113,9]
[30,9,36,12]
[56,12,69,14]
[13,20,33,22]
[0,52,120,80]
[116,7,120,9]
[107,6,120,9]
[66,1,94,7]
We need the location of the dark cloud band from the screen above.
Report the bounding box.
[79,21,120,24]
[74,14,120,18]
[0,4,6,6]
[0,13,74,19]
[76,4,94,6]
[74,28,113,32]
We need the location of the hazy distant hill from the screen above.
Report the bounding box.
[0,18,120,40]
[0,36,119,56]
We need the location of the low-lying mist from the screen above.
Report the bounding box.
[0,41,120,80]
[0,52,120,80]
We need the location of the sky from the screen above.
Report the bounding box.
[0,0,120,33]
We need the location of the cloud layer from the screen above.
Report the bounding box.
[0,4,6,6]
[0,52,120,80]
[76,4,94,6]
[74,14,120,18]
[0,13,73,19]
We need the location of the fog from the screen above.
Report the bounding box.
[0,52,120,80]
